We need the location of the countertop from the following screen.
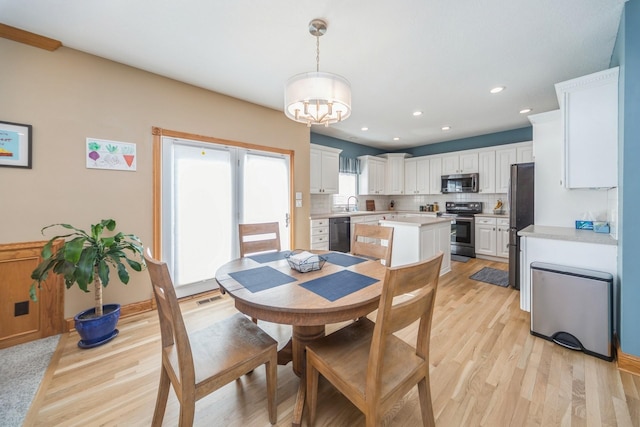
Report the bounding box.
[475,213,509,219]
[518,225,617,246]
[310,210,439,220]
[379,216,452,227]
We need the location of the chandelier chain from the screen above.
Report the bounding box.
[316,35,320,73]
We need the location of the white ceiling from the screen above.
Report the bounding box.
[0,0,626,150]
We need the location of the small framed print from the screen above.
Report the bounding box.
[86,137,137,171]
[0,120,32,169]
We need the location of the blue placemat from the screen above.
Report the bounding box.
[323,252,368,267]
[229,266,297,292]
[300,270,379,301]
[247,250,291,263]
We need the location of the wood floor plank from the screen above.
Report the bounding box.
[21,258,639,426]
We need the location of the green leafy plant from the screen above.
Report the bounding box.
[30,219,145,317]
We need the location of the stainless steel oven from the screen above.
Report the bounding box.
[441,201,482,257]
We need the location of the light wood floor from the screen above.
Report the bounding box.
[24,258,640,426]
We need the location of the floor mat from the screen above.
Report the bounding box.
[470,267,509,287]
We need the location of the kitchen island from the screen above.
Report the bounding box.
[379,216,452,275]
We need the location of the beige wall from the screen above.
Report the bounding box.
[0,39,311,317]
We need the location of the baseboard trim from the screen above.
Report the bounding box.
[616,339,640,376]
[64,299,154,332]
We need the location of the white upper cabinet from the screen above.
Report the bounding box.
[441,151,479,175]
[310,144,341,194]
[358,155,387,195]
[516,143,533,163]
[405,156,430,195]
[478,151,496,193]
[495,147,517,193]
[555,67,619,188]
[429,156,443,194]
[381,153,409,195]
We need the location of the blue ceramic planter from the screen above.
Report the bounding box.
[74,304,121,349]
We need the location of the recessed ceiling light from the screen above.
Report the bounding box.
[441,126,451,131]
[413,111,423,116]
[361,127,369,131]
[490,86,505,94]
[393,137,400,141]
[519,108,532,114]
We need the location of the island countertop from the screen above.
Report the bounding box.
[518,225,617,246]
[379,216,452,227]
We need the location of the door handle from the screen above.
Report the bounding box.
[285,213,290,228]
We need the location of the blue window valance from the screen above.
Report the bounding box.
[339,156,360,174]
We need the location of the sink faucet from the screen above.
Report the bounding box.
[347,196,359,212]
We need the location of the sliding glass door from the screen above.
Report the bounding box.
[162,137,290,295]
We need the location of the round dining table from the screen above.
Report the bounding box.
[214,250,387,427]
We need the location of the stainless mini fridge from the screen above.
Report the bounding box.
[530,262,613,361]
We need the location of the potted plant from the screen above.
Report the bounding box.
[30,219,145,348]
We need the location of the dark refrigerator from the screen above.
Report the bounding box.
[509,162,534,290]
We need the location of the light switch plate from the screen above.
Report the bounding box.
[295,200,302,208]
[295,192,302,200]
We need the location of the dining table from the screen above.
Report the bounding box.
[214,250,387,427]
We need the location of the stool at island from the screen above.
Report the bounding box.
[530,262,613,361]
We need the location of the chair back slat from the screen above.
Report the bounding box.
[351,223,394,266]
[144,249,195,386]
[368,252,443,380]
[239,222,281,257]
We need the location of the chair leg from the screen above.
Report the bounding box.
[417,377,436,427]
[178,400,196,427]
[151,367,171,427]
[266,353,278,424]
[306,361,320,426]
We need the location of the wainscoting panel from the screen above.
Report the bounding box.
[0,241,64,349]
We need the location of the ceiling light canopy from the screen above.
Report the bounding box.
[284,19,352,127]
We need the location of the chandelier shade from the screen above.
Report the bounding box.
[284,18,352,127]
[284,71,352,127]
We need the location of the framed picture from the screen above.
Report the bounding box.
[86,137,137,171]
[0,120,32,169]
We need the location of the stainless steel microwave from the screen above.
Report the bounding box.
[441,173,479,193]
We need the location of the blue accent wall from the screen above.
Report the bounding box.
[612,0,640,358]
[311,126,532,158]
[310,133,386,158]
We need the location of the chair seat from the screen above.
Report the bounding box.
[306,318,427,406]
[165,313,277,387]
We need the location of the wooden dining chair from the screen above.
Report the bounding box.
[351,223,394,266]
[239,222,281,257]
[305,252,444,427]
[144,249,278,426]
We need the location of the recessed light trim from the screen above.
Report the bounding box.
[361,127,369,131]
[413,111,423,116]
[393,137,400,141]
[519,108,532,114]
[490,86,505,94]
[441,126,451,131]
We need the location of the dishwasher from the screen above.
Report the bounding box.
[329,217,351,253]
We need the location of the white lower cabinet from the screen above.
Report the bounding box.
[475,216,509,259]
[496,218,510,258]
[310,218,329,250]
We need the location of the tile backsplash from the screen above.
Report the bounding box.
[311,193,508,215]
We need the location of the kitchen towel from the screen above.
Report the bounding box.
[470,267,509,287]
[323,252,368,267]
[229,266,297,292]
[247,250,291,263]
[300,270,378,301]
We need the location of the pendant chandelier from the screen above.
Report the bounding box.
[284,19,352,127]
